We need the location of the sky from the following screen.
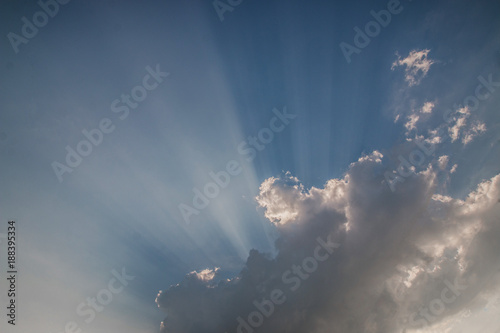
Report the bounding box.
[0,0,499,332]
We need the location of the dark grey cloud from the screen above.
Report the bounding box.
[156,151,500,333]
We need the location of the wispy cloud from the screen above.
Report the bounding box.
[462,122,487,145]
[392,49,435,86]
[404,113,420,133]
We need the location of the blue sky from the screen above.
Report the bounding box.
[1,0,500,332]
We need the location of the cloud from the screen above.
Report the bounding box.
[426,129,442,145]
[192,267,220,283]
[254,173,304,225]
[449,117,467,142]
[421,101,435,114]
[392,49,435,86]
[450,164,458,174]
[405,113,420,133]
[155,150,500,333]
[448,106,470,142]
[462,122,487,145]
[438,155,449,170]
[446,106,487,145]
[398,101,436,138]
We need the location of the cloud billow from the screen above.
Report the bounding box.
[156,151,500,332]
